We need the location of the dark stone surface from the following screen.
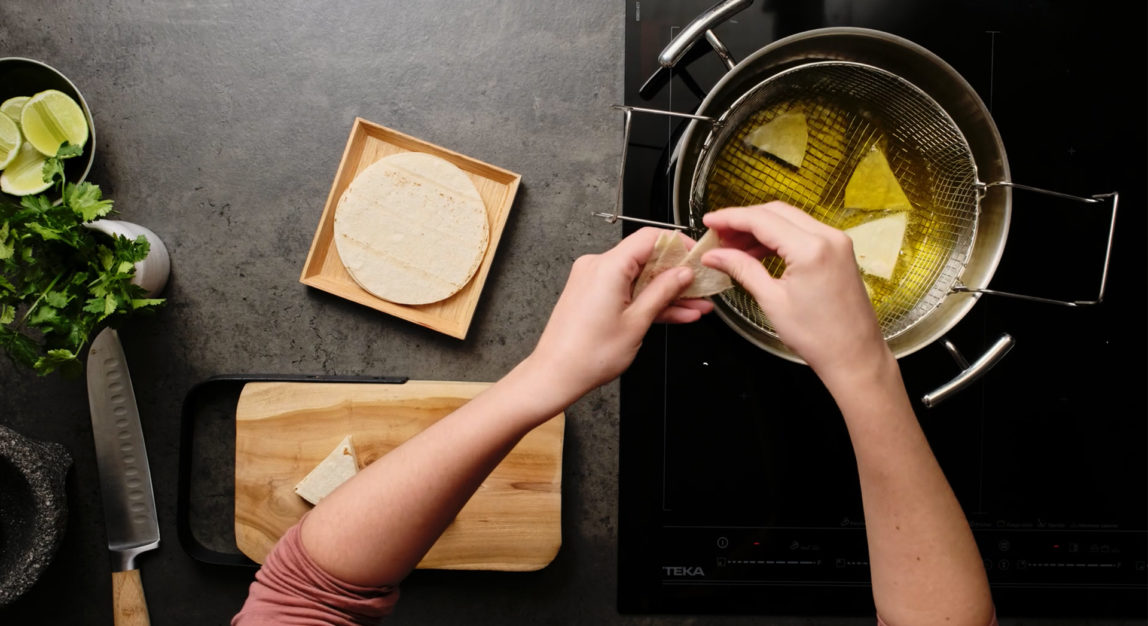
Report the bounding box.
[0,2,1142,625]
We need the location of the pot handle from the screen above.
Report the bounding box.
[954,185,1119,306]
[657,0,754,69]
[922,334,1015,408]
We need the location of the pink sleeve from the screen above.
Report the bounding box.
[877,610,998,626]
[232,519,399,626]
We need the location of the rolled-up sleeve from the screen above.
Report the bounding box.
[232,520,399,626]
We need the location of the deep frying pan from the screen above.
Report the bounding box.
[598,3,1117,406]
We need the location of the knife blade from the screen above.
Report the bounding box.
[87,327,159,626]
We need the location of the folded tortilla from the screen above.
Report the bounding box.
[632,229,733,299]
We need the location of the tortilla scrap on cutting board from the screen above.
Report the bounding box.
[844,145,912,211]
[633,229,733,299]
[743,111,808,168]
[843,212,908,280]
[295,435,359,506]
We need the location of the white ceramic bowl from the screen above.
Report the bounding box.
[84,220,171,297]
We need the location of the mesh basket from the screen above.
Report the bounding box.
[687,61,981,341]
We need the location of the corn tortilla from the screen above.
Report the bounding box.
[844,145,912,211]
[744,111,808,168]
[334,152,490,305]
[843,211,907,280]
[633,229,732,299]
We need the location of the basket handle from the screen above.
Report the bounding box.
[922,334,1015,408]
[954,185,1119,306]
[593,105,715,230]
[657,0,753,69]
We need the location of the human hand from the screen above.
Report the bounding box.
[527,227,714,406]
[700,203,891,387]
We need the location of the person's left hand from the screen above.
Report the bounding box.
[527,227,713,406]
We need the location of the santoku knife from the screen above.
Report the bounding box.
[87,327,159,626]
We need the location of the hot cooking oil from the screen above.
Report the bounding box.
[698,96,963,334]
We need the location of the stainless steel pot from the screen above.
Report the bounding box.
[600,4,1118,406]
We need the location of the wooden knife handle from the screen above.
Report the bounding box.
[112,569,151,626]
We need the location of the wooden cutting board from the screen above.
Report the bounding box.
[234,380,564,571]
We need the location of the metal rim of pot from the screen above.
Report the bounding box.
[596,4,1118,407]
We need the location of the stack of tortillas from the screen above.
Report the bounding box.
[334,152,490,305]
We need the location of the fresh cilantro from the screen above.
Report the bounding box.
[55,143,84,159]
[41,157,66,187]
[0,144,165,376]
[66,182,115,221]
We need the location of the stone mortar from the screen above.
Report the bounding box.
[0,424,72,606]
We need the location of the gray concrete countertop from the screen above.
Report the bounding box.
[0,2,1141,625]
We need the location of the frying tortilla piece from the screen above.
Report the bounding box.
[844,145,913,211]
[843,212,908,280]
[632,229,733,299]
[744,111,808,168]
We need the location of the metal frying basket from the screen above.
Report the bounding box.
[688,61,980,342]
[597,25,1118,406]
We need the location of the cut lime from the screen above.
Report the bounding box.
[0,114,21,170]
[20,90,88,157]
[1,96,30,126]
[0,142,52,196]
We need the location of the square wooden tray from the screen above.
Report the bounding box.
[301,118,522,339]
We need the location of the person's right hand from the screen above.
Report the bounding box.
[700,202,892,388]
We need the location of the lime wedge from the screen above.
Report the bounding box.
[20,90,89,157]
[0,142,52,196]
[0,114,22,170]
[1,96,30,126]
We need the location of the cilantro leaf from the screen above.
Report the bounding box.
[66,182,115,221]
[43,290,70,308]
[26,302,61,327]
[56,143,84,159]
[0,327,39,368]
[41,158,66,188]
[19,194,54,214]
[0,225,13,260]
[34,348,82,377]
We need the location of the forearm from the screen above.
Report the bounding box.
[825,353,993,626]
[299,355,568,587]
[288,229,697,592]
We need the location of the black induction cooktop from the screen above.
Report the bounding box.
[616,0,1148,617]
